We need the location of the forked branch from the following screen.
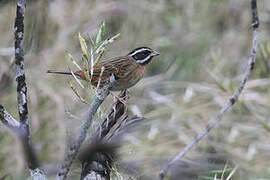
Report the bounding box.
[57,77,116,180]
[0,0,47,179]
[80,91,145,180]
[0,105,20,130]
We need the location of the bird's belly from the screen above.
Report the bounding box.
[110,78,141,91]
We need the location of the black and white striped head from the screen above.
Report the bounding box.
[128,47,160,65]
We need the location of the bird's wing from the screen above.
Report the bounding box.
[90,56,139,86]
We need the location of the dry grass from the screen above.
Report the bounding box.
[0,0,270,179]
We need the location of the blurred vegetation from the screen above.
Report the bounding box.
[0,0,270,179]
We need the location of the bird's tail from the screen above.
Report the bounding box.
[47,70,72,75]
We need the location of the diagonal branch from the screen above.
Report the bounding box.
[159,0,259,179]
[0,104,20,130]
[79,91,146,180]
[93,91,127,140]
[57,78,116,180]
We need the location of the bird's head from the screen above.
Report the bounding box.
[128,47,160,65]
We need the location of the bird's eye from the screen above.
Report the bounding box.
[133,50,151,60]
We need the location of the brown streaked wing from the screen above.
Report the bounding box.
[90,56,139,87]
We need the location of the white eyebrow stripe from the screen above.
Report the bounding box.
[128,48,151,57]
[136,55,151,64]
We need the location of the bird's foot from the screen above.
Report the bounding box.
[110,90,129,105]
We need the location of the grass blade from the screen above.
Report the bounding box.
[96,21,106,45]
[78,32,89,60]
[70,69,85,89]
[68,53,82,71]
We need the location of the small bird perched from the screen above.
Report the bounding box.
[47,47,159,91]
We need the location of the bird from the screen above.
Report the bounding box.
[47,47,160,91]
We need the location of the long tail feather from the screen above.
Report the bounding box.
[47,70,72,75]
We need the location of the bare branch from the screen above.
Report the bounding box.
[79,115,145,180]
[14,0,29,128]
[78,91,126,180]
[0,104,20,129]
[79,91,146,180]
[0,104,46,178]
[57,78,116,180]
[0,1,47,179]
[104,115,146,142]
[30,169,48,180]
[94,91,127,140]
[159,0,260,179]
[20,134,40,170]
[79,142,118,180]
[83,172,106,180]
[13,0,42,172]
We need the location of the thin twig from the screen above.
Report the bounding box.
[159,0,259,179]
[57,76,116,180]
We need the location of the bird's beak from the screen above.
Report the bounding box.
[151,50,160,56]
